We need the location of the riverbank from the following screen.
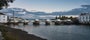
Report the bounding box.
[0,25,46,40]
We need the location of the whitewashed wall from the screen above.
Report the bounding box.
[78,14,90,24]
[0,15,8,23]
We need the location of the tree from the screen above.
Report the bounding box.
[0,0,14,10]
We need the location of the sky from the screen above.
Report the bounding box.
[9,0,90,13]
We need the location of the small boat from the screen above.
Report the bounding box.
[54,19,61,25]
[45,19,51,25]
[10,20,19,25]
[33,19,40,25]
[63,19,72,25]
[23,19,29,25]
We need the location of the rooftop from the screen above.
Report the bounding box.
[80,13,90,16]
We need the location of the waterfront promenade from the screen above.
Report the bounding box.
[0,25,46,40]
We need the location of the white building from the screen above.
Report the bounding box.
[0,13,8,23]
[78,13,90,24]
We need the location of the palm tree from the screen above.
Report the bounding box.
[0,0,15,10]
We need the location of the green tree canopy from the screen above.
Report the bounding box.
[0,0,14,10]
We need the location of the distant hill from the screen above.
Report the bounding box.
[0,5,90,19]
[51,5,90,15]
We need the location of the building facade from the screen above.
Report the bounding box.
[0,13,8,23]
[78,13,90,24]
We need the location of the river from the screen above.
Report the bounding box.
[9,22,90,40]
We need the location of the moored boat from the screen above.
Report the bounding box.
[54,19,61,25]
[33,19,40,25]
[45,19,51,25]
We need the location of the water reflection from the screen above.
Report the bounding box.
[8,23,90,40]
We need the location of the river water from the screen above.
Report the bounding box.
[10,22,90,40]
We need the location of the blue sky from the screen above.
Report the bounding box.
[9,0,90,13]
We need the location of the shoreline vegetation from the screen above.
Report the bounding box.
[0,25,46,40]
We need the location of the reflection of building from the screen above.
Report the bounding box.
[0,13,8,23]
[78,13,90,24]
